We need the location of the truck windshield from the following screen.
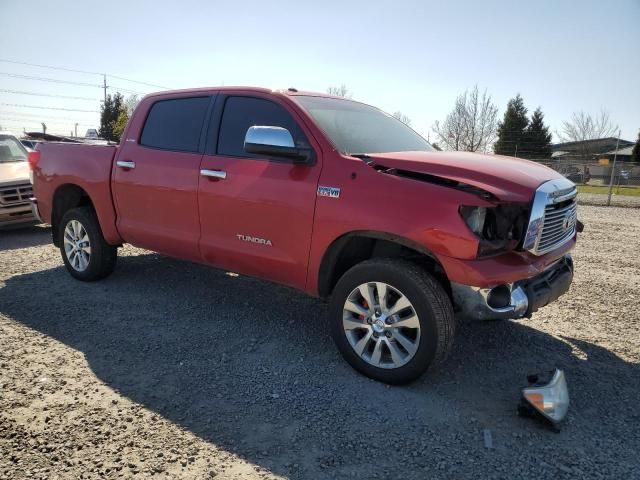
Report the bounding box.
[0,135,29,163]
[294,96,433,155]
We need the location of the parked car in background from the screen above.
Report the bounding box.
[618,169,630,185]
[558,164,590,184]
[20,139,42,150]
[31,88,579,384]
[0,132,38,228]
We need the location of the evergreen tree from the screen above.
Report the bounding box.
[112,109,129,142]
[494,94,528,156]
[632,130,640,163]
[99,93,124,142]
[522,108,552,160]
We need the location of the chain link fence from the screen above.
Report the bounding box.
[538,160,640,208]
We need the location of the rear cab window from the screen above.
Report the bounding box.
[217,96,310,158]
[140,96,211,152]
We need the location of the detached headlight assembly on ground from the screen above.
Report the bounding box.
[459,204,530,256]
[518,369,570,431]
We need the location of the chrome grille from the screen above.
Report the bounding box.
[523,177,578,256]
[537,200,577,253]
[0,183,33,206]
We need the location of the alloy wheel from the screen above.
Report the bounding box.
[342,282,421,369]
[63,219,92,272]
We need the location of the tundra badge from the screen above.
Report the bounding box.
[317,186,341,199]
[236,234,273,246]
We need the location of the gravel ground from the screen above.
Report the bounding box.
[578,192,640,208]
[0,204,639,479]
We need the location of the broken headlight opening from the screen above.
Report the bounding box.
[459,204,529,256]
[518,369,570,431]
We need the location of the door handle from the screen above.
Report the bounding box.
[200,169,227,180]
[117,160,136,169]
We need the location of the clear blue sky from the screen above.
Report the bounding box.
[0,0,638,141]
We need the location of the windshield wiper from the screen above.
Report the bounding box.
[349,153,371,159]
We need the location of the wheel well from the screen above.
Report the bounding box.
[318,233,451,299]
[51,184,94,247]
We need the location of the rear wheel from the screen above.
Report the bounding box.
[58,207,117,281]
[329,258,455,384]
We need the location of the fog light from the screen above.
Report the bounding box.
[487,285,511,309]
[518,369,569,430]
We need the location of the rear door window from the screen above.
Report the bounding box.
[140,97,210,152]
[217,96,309,158]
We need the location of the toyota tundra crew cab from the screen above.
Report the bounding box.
[31,87,579,384]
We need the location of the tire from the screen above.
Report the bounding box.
[329,258,455,385]
[58,206,117,281]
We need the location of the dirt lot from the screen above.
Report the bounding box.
[578,192,640,208]
[1,204,639,479]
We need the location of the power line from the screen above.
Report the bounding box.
[1,103,98,113]
[0,72,102,88]
[0,117,95,126]
[1,72,150,97]
[0,89,99,101]
[0,111,96,121]
[0,58,102,76]
[107,85,145,95]
[108,75,169,90]
[0,58,171,89]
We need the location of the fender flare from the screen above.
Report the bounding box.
[317,230,444,298]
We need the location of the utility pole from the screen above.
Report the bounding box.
[606,131,621,207]
[74,123,78,138]
[103,74,108,104]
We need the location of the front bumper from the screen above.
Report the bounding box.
[29,197,43,223]
[0,202,38,227]
[451,254,573,320]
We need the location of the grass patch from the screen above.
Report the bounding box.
[577,185,640,197]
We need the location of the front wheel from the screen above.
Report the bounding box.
[58,207,117,281]
[329,259,455,384]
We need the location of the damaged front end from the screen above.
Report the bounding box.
[370,161,579,322]
[451,255,574,320]
[372,163,532,257]
[458,204,530,257]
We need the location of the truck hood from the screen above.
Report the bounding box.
[368,151,566,203]
[0,161,30,184]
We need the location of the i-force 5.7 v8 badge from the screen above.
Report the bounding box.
[317,186,340,199]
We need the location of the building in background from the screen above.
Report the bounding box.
[599,145,635,163]
[551,137,634,162]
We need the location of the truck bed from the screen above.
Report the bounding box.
[33,142,122,245]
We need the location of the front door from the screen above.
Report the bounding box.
[112,95,212,261]
[198,94,322,289]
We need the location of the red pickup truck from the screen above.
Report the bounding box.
[31,87,578,384]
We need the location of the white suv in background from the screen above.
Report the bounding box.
[0,132,38,228]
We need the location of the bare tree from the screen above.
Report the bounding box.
[125,94,140,115]
[392,111,412,126]
[327,84,352,98]
[557,110,619,160]
[432,86,498,153]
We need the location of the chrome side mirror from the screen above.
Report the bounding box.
[243,126,313,164]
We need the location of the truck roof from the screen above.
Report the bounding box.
[143,86,344,101]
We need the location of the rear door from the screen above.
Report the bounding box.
[112,95,213,261]
[197,94,322,289]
